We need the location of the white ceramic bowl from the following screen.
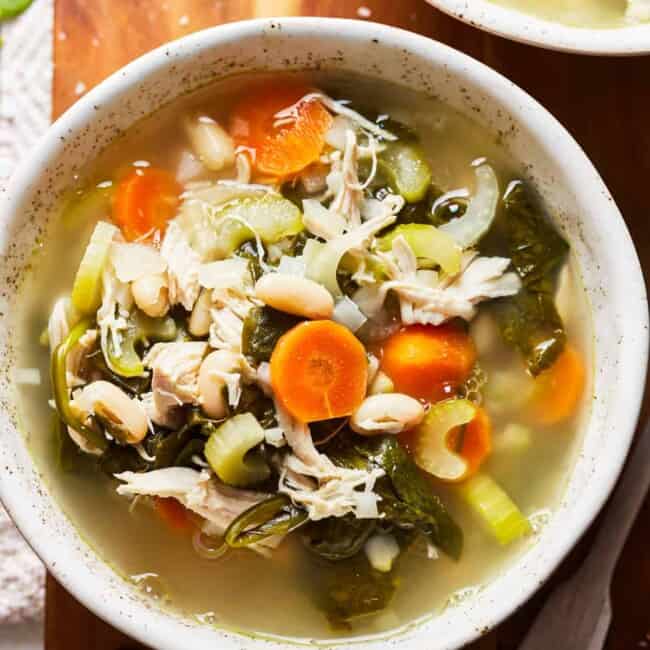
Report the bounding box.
[427,0,650,55]
[0,17,647,650]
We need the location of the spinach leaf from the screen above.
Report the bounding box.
[313,552,397,629]
[99,445,149,476]
[502,181,569,288]
[242,306,302,363]
[492,288,566,376]
[488,180,569,375]
[325,433,463,560]
[234,383,276,428]
[302,517,376,561]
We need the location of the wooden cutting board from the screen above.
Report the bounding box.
[49,1,650,648]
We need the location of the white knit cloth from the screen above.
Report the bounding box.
[0,0,53,630]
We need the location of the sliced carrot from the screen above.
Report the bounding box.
[154,497,193,533]
[229,82,333,179]
[531,344,585,426]
[270,320,368,423]
[448,406,492,479]
[380,324,476,402]
[112,167,181,242]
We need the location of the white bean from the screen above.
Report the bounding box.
[131,273,169,318]
[198,350,242,419]
[254,274,334,320]
[350,393,425,435]
[73,380,148,444]
[189,288,213,337]
[183,113,235,172]
[368,370,395,395]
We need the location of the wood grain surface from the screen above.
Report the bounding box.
[49,1,650,648]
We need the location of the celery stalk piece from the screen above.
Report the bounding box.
[71,221,118,315]
[378,223,461,276]
[205,413,270,487]
[179,194,303,261]
[413,398,476,481]
[378,142,432,203]
[458,472,532,545]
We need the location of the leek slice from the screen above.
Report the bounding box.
[458,472,532,545]
[104,327,144,378]
[103,311,177,378]
[204,413,270,487]
[439,164,499,249]
[71,221,118,316]
[50,319,108,452]
[412,398,476,481]
[378,224,461,275]
[225,495,307,548]
[378,142,432,203]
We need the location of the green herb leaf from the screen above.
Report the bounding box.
[325,433,463,560]
[302,517,376,561]
[242,306,302,363]
[313,552,397,629]
[487,180,569,375]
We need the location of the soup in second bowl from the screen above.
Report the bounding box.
[15,72,590,640]
[489,0,649,28]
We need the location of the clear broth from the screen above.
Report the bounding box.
[15,72,591,640]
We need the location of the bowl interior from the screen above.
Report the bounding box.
[0,18,647,650]
[427,0,650,55]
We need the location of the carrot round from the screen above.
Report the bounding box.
[380,324,476,401]
[229,82,333,179]
[112,167,181,242]
[154,496,193,533]
[531,344,585,426]
[270,320,368,423]
[448,406,492,479]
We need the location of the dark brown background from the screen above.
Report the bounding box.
[47,1,650,648]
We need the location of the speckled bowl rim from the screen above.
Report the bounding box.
[427,0,650,55]
[0,17,647,650]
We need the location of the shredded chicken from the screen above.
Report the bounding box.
[273,92,397,142]
[366,236,521,326]
[144,342,208,426]
[115,468,275,548]
[256,363,384,521]
[97,266,133,360]
[329,129,363,229]
[160,221,202,311]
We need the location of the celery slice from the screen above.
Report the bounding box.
[71,221,118,316]
[458,472,532,545]
[180,194,303,261]
[378,142,432,203]
[205,413,270,487]
[413,398,475,481]
[378,224,461,276]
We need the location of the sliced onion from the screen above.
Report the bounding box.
[439,164,499,249]
[305,215,396,296]
[110,242,167,283]
[332,296,368,332]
